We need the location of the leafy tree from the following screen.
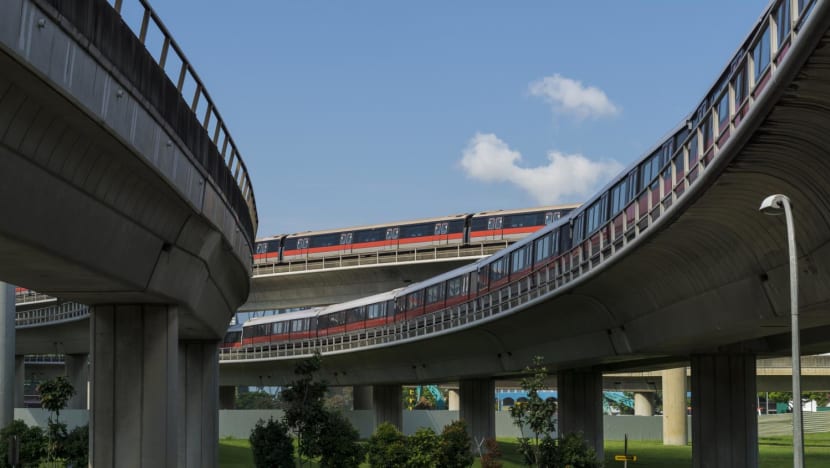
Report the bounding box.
[316,411,365,468]
[509,356,556,466]
[406,427,441,468]
[36,376,75,463]
[281,353,329,465]
[249,418,294,468]
[0,420,46,467]
[367,422,409,468]
[439,420,474,468]
[237,390,282,409]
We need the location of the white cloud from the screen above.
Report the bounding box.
[460,133,622,205]
[529,73,619,120]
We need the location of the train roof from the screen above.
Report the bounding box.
[471,203,581,218]
[242,308,321,326]
[322,288,405,313]
[398,258,484,296]
[283,213,472,239]
[254,235,286,244]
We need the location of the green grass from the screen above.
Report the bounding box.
[219,432,830,467]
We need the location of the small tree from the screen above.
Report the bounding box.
[36,376,75,463]
[281,353,329,466]
[317,411,365,468]
[439,420,474,468]
[366,422,409,467]
[406,427,441,468]
[509,356,557,466]
[0,420,46,467]
[249,418,294,468]
[237,390,282,409]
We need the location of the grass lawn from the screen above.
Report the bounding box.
[219,432,830,467]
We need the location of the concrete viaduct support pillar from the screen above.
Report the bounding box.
[373,384,402,430]
[179,341,220,468]
[65,353,89,410]
[0,283,15,428]
[90,305,178,467]
[691,354,758,468]
[447,388,460,411]
[557,369,603,460]
[634,392,654,416]
[219,386,236,410]
[459,378,495,444]
[353,385,373,410]
[662,367,688,446]
[15,355,24,408]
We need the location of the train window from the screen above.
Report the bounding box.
[355,228,384,244]
[585,194,608,234]
[717,92,729,129]
[447,275,469,297]
[290,319,305,332]
[572,213,585,243]
[490,257,506,282]
[544,212,554,225]
[753,26,771,81]
[778,0,791,44]
[510,246,531,273]
[702,114,713,148]
[688,134,699,164]
[347,307,365,323]
[396,296,407,312]
[434,223,448,235]
[366,302,387,319]
[733,67,747,105]
[534,233,552,263]
[340,233,353,245]
[297,238,309,249]
[255,243,268,254]
[386,227,399,240]
[425,283,445,304]
[477,265,489,289]
[407,291,423,310]
[610,178,628,214]
[495,217,503,229]
[487,218,494,230]
[400,223,432,238]
[552,229,561,255]
[639,152,661,191]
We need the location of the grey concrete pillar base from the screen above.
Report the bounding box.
[0,283,15,428]
[662,367,688,445]
[373,384,402,430]
[459,378,495,445]
[90,305,178,467]
[179,341,219,468]
[557,369,604,460]
[65,353,89,410]
[691,354,758,468]
[353,385,373,410]
[219,386,236,410]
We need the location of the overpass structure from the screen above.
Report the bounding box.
[0,0,256,466]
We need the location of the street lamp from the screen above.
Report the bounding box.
[759,194,803,468]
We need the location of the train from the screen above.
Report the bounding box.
[223,0,801,351]
[253,205,579,264]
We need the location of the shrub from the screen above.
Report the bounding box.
[367,422,408,468]
[480,437,503,468]
[439,420,474,468]
[61,425,88,467]
[406,427,441,468]
[0,420,46,468]
[249,418,294,468]
[555,432,602,468]
[317,411,365,468]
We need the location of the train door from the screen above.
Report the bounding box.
[296,237,309,260]
[339,232,353,256]
[385,227,399,251]
[487,216,503,241]
[433,222,449,246]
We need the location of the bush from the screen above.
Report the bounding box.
[439,420,474,468]
[317,411,365,468]
[62,425,88,467]
[406,427,441,468]
[554,432,602,468]
[480,438,503,468]
[0,420,46,468]
[249,418,294,468]
[367,422,408,468]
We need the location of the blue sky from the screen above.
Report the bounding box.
[140,1,768,236]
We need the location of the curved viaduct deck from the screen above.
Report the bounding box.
[221,0,830,388]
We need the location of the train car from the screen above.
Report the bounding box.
[220,324,243,349]
[253,235,284,265]
[393,260,481,320]
[281,213,470,262]
[317,289,402,337]
[240,308,320,347]
[468,204,579,244]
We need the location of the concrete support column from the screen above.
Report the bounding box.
[65,353,89,409]
[662,367,688,446]
[459,378,495,444]
[557,369,603,460]
[372,384,402,430]
[179,341,220,468]
[353,385,373,410]
[634,392,654,416]
[90,305,178,467]
[14,355,24,408]
[447,388,460,411]
[0,283,15,429]
[219,386,236,410]
[691,354,758,468]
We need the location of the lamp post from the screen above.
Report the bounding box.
[759,194,803,468]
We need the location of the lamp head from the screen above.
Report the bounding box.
[759,194,789,216]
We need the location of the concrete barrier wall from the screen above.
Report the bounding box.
[13,408,88,430]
